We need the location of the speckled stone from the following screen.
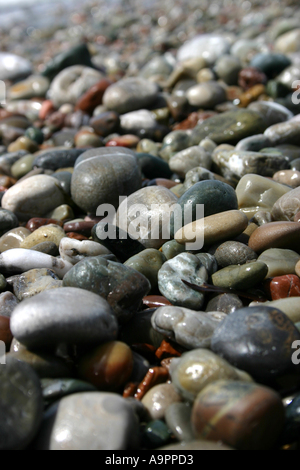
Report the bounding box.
[34,392,140,450]
[20,224,65,250]
[151,306,226,349]
[63,256,151,324]
[124,249,166,290]
[272,187,300,221]
[6,268,62,301]
[1,175,66,221]
[206,293,244,315]
[71,147,142,214]
[212,261,268,291]
[211,306,300,389]
[10,287,118,350]
[141,383,182,421]
[103,77,159,114]
[0,356,43,450]
[169,348,253,403]
[158,253,208,310]
[168,146,212,178]
[258,248,300,278]
[191,380,285,450]
[215,241,258,267]
[248,221,300,253]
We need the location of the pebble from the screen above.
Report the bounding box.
[10,287,118,350]
[0,53,32,81]
[191,380,285,450]
[268,275,300,301]
[124,249,166,290]
[258,248,300,278]
[211,306,300,389]
[214,241,258,267]
[168,146,212,178]
[249,298,300,325]
[141,383,182,420]
[177,34,231,65]
[0,291,18,318]
[0,227,31,252]
[103,78,159,114]
[20,224,65,250]
[169,348,253,403]
[41,379,97,407]
[273,170,300,188]
[7,349,73,379]
[6,268,62,301]
[8,75,49,100]
[186,82,227,109]
[211,261,268,291]
[165,403,194,442]
[33,148,85,172]
[272,186,300,221]
[249,221,300,253]
[151,306,226,349]
[59,237,111,265]
[206,293,243,315]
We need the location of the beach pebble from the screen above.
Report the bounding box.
[103,77,158,114]
[212,261,268,291]
[214,241,258,267]
[8,75,49,100]
[272,186,300,221]
[258,248,300,278]
[141,383,182,421]
[10,287,118,349]
[0,53,32,81]
[165,403,194,442]
[169,146,211,178]
[206,293,243,315]
[20,224,65,250]
[0,227,31,252]
[124,249,166,290]
[177,34,231,65]
[268,275,300,301]
[59,238,111,265]
[273,170,300,188]
[248,221,300,253]
[0,208,19,235]
[6,268,62,301]
[186,82,226,109]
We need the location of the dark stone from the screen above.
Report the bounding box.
[33,148,86,171]
[90,111,120,137]
[136,153,173,180]
[0,209,19,236]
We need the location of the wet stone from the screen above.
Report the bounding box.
[165,403,194,442]
[0,209,19,236]
[20,224,65,250]
[59,237,111,265]
[0,227,31,252]
[0,357,43,450]
[211,261,268,291]
[168,146,212,178]
[141,383,182,421]
[0,292,18,318]
[248,221,300,253]
[206,293,244,315]
[41,379,97,407]
[29,241,59,257]
[33,149,85,172]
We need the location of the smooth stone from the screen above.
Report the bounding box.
[0,292,18,318]
[0,53,32,81]
[11,154,35,179]
[265,121,300,147]
[34,392,139,450]
[236,174,292,219]
[192,380,285,450]
[277,64,300,89]
[25,127,45,146]
[103,77,159,114]
[161,240,186,261]
[29,241,59,256]
[90,111,120,137]
[177,34,231,65]
[26,218,63,233]
[20,224,65,250]
[0,150,28,176]
[114,186,178,250]
[168,146,212,178]
[206,293,243,315]
[214,54,241,85]
[1,175,66,221]
[175,210,249,248]
[186,82,227,109]
[124,249,166,290]
[41,379,97,407]
[159,130,191,162]
[78,341,133,391]
[272,187,300,221]
[182,167,216,192]
[169,348,253,403]
[211,262,268,291]
[275,29,300,53]
[135,153,173,180]
[195,253,218,277]
[273,170,300,188]
[45,205,74,222]
[141,383,182,421]
[92,222,145,263]
[8,75,49,100]
[235,134,271,152]
[6,268,62,301]
[248,100,293,126]
[71,147,141,214]
[105,134,140,148]
[258,248,300,278]
[0,357,43,450]
[281,394,300,444]
[63,256,151,324]
[48,65,104,108]
[249,298,300,324]
[0,208,19,235]
[140,55,174,81]
[0,314,12,346]
[250,53,291,78]
[211,306,300,388]
[296,260,300,278]
[59,238,111,265]
[248,221,300,253]
[8,136,39,154]
[268,275,300,301]
[10,287,118,350]
[165,403,194,442]
[52,171,72,195]
[191,109,267,146]
[75,78,112,114]
[120,109,157,131]
[151,306,226,349]
[0,227,31,252]
[0,248,72,278]
[33,148,85,171]
[215,241,258,267]
[7,349,73,378]
[157,253,208,311]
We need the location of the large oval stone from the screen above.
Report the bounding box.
[272,186,300,221]
[10,287,118,349]
[71,147,142,214]
[248,221,300,253]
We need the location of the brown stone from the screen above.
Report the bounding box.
[142,296,172,309]
[75,78,113,114]
[238,67,268,90]
[267,275,300,300]
[155,339,183,360]
[26,218,63,232]
[105,134,140,148]
[238,84,266,107]
[134,366,169,400]
[66,232,89,241]
[155,178,178,189]
[0,315,13,347]
[248,221,300,253]
[273,170,300,189]
[0,176,17,189]
[39,100,56,120]
[90,111,120,137]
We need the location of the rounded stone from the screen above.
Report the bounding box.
[168,146,212,178]
[7,268,63,301]
[11,154,36,180]
[169,349,253,403]
[59,237,111,265]
[78,341,133,391]
[0,356,43,450]
[165,403,194,443]
[273,170,300,189]
[206,293,243,315]
[177,34,231,65]
[212,261,268,291]
[248,221,300,253]
[1,175,66,221]
[90,111,120,137]
[268,275,300,301]
[272,187,300,221]
[258,248,300,278]
[124,249,166,290]
[186,82,227,109]
[75,78,112,114]
[71,147,142,214]
[215,241,258,267]
[191,380,285,450]
[211,306,300,388]
[10,287,118,349]
[20,224,66,250]
[103,77,159,114]
[141,383,183,421]
[0,227,31,252]
[0,209,19,236]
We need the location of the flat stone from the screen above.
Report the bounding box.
[33,148,85,172]
[141,383,183,420]
[7,268,63,301]
[169,348,253,403]
[211,306,300,388]
[10,287,118,349]
[212,261,268,290]
[103,77,159,114]
[258,248,300,278]
[34,392,140,450]
[272,186,300,221]
[168,146,212,178]
[249,221,300,253]
[151,306,226,349]
[0,357,43,450]
[1,175,66,221]
[158,253,208,310]
[192,380,285,450]
[214,241,258,267]
[248,101,293,127]
[63,256,151,324]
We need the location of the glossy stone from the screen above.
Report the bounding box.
[258,248,300,278]
[0,227,31,252]
[59,237,111,265]
[90,111,120,137]
[124,249,166,290]
[165,403,194,442]
[63,256,151,324]
[10,287,118,349]
[206,293,243,315]
[141,420,172,449]
[265,121,300,147]
[268,275,300,301]
[151,306,226,349]
[0,53,32,81]
[192,380,285,450]
[212,261,268,291]
[41,378,97,406]
[169,146,212,178]
[0,209,19,236]
[273,170,300,188]
[141,383,182,420]
[186,82,227,108]
[211,306,300,388]
[20,224,65,250]
[7,268,62,301]
[272,187,300,221]
[75,78,112,114]
[249,221,300,253]
[169,348,253,403]
[33,148,84,171]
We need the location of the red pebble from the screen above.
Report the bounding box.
[26,218,63,232]
[75,78,113,115]
[39,100,56,120]
[66,232,89,241]
[105,134,140,148]
[269,275,300,301]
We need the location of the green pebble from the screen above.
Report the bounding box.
[25,127,45,145]
[11,154,36,179]
[212,261,269,290]
[124,249,166,290]
[141,420,173,449]
[161,240,186,260]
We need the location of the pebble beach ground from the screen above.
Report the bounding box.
[1,0,300,451]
